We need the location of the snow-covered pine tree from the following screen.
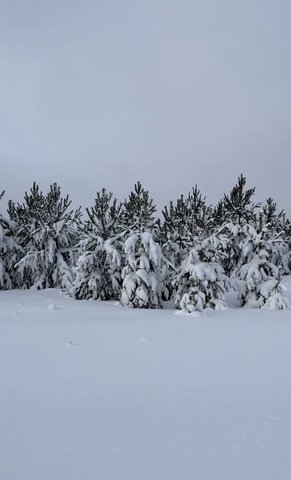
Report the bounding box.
[213,222,250,277]
[236,227,289,309]
[267,231,290,275]
[158,231,178,301]
[262,269,290,310]
[160,195,189,264]
[71,189,123,300]
[255,198,290,272]
[121,181,156,233]
[199,231,230,266]
[210,218,290,304]
[186,185,213,236]
[222,174,261,225]
[160,186,212,299]
[121,231,162,308]
[211,200,225,230]
[173,245,229,313]
[210,176,263,276]
[156,213,180,302]
[8,182,81,290]
[207,176,265,276]
[161,186,212,256]
[0,191,21,289]
[258,197,286,233]
[120,184,163,308]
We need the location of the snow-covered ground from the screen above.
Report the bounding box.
[0,279,290,480]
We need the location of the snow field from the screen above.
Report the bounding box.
[0,280,290,480]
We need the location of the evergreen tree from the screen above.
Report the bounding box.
[71,189,123,300]
[0,191,21,289]
[160,195,188,265]
[199,231,230,265]
[157,209,182,301]
[86,189,123,239]
[173,246,229,313]
[211,200,225,229]
[72,237,122,300]
[159,186,213,298]
[222,174,260,225]
[121,181,156,233]
[255,197,289,238]
[121,232,162,308]
[119,183,163,307]
[8,182,81,290]
[214,222,250,276]
[186,185,213,235]
[236,228,289,309]
[261,198,284,229]
[159,240,178,301]
[161,186,212,253]
[262,269,290,310]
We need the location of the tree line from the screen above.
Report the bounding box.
[0,175,290,311]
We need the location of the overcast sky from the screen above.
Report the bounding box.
[0,0,290,214]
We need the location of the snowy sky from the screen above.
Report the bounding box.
[1,0,290,214]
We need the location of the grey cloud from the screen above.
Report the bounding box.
[0,0,290,213]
